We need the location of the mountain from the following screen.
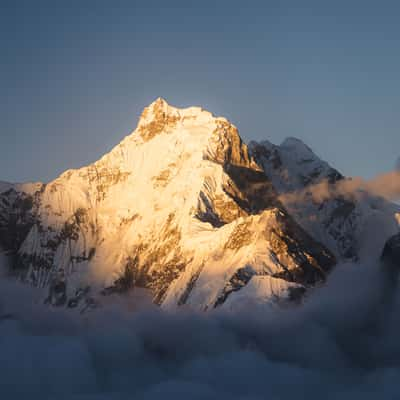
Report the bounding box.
[249,139,400,261]
[249,137,344,193]
[0,99,336,311]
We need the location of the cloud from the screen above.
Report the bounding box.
[281,170,400,205]
[359,170,400,201]
[1,251,400,399]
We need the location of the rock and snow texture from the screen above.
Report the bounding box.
[0,98,337,310]
[249,139,400,261]
[248,137,343,193]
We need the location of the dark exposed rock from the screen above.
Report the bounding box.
[214,266,256,307]
[68,286,91,308]
[44,269,67,307]
[269,211,336,286]
[178,265,204,306]
[206,120,252,167]
[102,256,139,296]
[381,233,400,268]
[0,189,37,254]
[138,98,179,142]
[223,164,282,214]
[195,191,227,227]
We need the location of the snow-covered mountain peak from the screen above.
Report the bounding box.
[280,137,313,153]
[0,101,339,311]
[279,137,333,173]
[250,137,400,261]
[249,137,342,194]
[136,98,217,141]
[147,96,169,110]
[138,97,179,130]
[80,99,255,181]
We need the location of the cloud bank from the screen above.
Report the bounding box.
[1,252,400,399]
[281,170,400,205]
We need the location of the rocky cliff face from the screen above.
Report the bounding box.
[0,99,338,310]
[249,139,400,261]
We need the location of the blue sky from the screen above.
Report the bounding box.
[1,0,399,182]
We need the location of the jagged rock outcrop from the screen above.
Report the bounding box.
[0,99,336,310]
[0,183,43,260]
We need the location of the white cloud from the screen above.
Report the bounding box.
[1,255,400,399]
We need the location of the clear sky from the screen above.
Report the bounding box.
[1,0,399,182]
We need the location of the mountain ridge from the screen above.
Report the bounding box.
[0,98,397,311]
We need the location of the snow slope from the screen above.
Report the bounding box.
[0,99,335,311]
